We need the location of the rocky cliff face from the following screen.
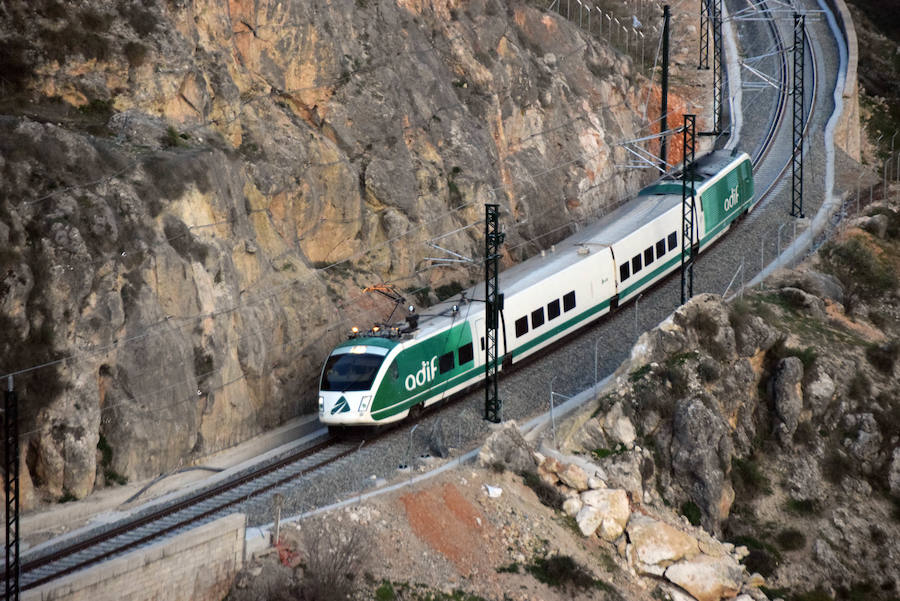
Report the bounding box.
[0,0,704,504]
[559,202,900,599]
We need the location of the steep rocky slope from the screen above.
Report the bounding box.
[0,0,709,505]
[557,209,900,599]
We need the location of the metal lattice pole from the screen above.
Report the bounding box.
[712,0,723,135]
[681,115,697,305]
[484,204,504,423]
[4,376,20,601]
[791,13,806,218]
[699,0,709,69]
[660,5,671,171]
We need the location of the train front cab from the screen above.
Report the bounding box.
[318,339,394,426]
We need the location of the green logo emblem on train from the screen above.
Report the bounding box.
[330,395,350,414]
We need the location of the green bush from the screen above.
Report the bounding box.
[732,457,772,498]
[374,581,396,601]
[819,237,897,306]
[775,528,806,551]
[124,42,148,68]
[681,501,702,526]
[771,340,818,369]
[698,359,720,382]
[866,340,900,374]
[823,449,854,484]
[525,555,607,591]
[786,498,819,515]
[849,371,871,401]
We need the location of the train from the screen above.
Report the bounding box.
[318,150,754,427]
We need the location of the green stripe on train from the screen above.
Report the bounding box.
[370,322,474,419]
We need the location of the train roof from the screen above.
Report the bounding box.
[407,191,679,337]
[392,150,749,341]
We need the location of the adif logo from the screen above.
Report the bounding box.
[404,357,439,391]
[723,186,740,212]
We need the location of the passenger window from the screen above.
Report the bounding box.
[515,316,529,337]
[632,255,642,274]
[531,308,545,329]
[644,247,654,266]
[563,291,576,312]
[480,337,485,351]
[620,262,630,281]
[656,239,666,257]
[439,351,454,374]
[547,299,561,321]
[668,232,678,251]
[458,342,474,365]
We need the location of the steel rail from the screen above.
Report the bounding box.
[6,438,358,593]
[750,0,819,206]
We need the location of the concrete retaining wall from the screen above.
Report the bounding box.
[24,513,245,601]
[824,0,861,161]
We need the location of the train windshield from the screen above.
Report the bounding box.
[320,352,385,392]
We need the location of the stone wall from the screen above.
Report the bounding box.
[23,513,245,601]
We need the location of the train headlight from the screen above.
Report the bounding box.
[318,396,324,414]
[358,395,372,414]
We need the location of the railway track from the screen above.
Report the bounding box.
[750,0,819,206]
[3,2,826,595]
[13,438,357,591]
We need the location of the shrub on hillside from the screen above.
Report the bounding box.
[819,237,896,309]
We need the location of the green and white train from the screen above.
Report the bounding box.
[318,150,754,426]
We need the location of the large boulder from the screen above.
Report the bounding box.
[478,421,538,475]
[604,402,636,447]
[670,398,735,534]
[576,488,630,540]
[768,268,844,305]
[842,413,883,471]
[804,365,835,416]
[558,463,589,491]
[733,313,778,357]
[627,514,700,575]
[773,356,804,444]
[777,287,826,318]
[890,447,900,497]
[600,451,645,502]
[664,554,743,601]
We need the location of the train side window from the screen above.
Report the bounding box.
[515,316,529,337]
[619,262,630,281]
[547,299,561,320]
[656,239,666,257]
[531,307,545,329]
[563,291,576,312]
[667,232,678,251]
[480,337,485,351]
[631,254,642,274]
[458,343,474,365]
[439,351,454,374]
[644,247,654,266]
